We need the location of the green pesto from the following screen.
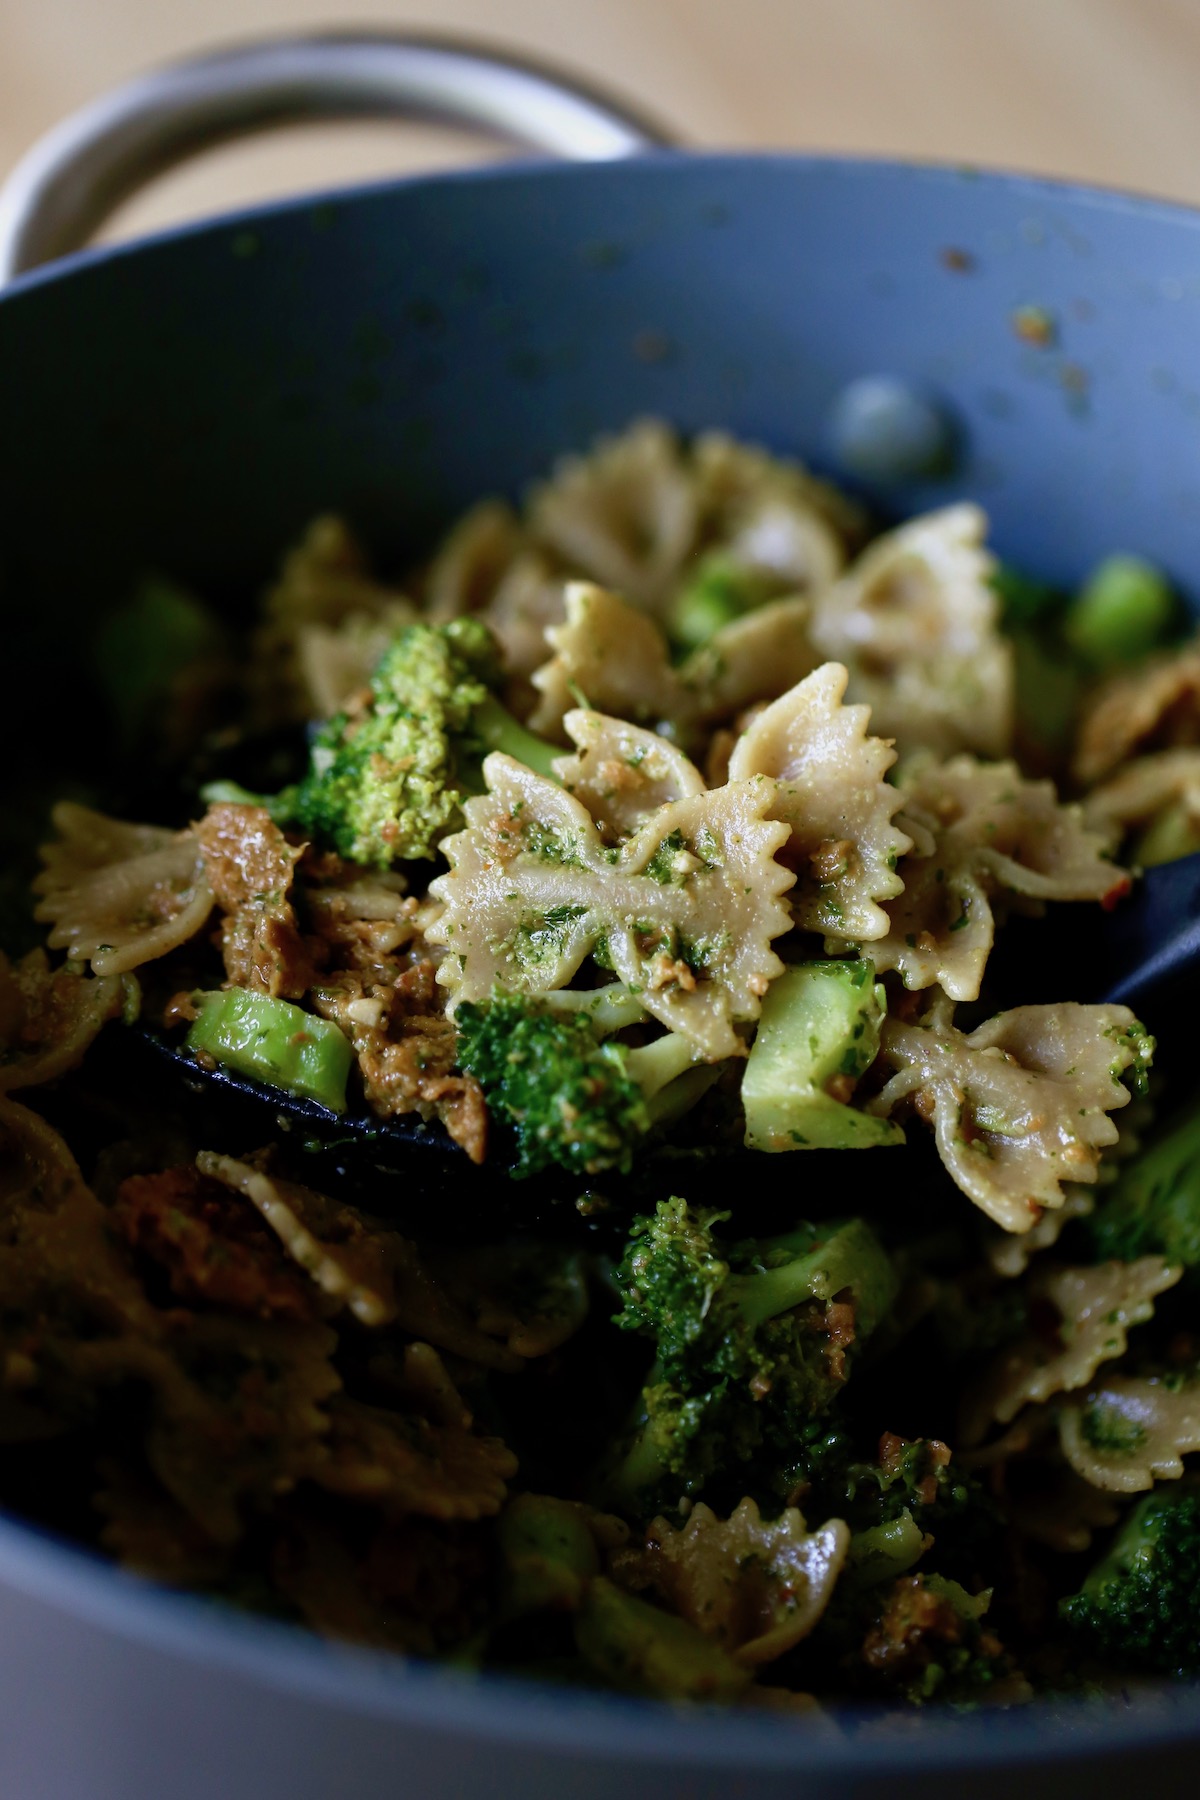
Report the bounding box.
[510,905,590,975]
[1105,1019,1155,1097]
[1079,1401,1147,1456]
[643,829,688,885]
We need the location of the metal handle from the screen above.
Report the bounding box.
[0,31,673,284]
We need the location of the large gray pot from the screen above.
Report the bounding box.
[1,31,1197,1800]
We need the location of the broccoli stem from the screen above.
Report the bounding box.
[541,984,648,1035]
[185,987,352,1112]
[574,1578,749,1701]
[1131,798,1200,869]
[199,780,300,825]
[626,1031,702,1099]
[729,1218,899,1339]
[631,1033,719,1134]
[741,961,905,1152]
[472,695,564,782]
[496,1493,600,1620]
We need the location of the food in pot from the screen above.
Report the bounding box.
[2,419,1199,1712]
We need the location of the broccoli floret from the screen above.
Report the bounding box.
[1060,1485,1200,1675]
[855,1573,1007,1705]
[454,993,710,1180]
[666,553,776,652]
[602,1200,897,1513]
[1088,1102,1200,1275]
[291,617,560,866]
[794,1426,991,1591]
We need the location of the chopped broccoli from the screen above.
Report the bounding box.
[795,1427,990,1590]
[185,987,353,1112]
[454,992,712,1180]
[94,575,226,746]
[855,1572,1006,1704]
[1088,1102,1200,1276]
[666,553,775,652]
[496,1493,601,1620]
[601,1200,897,1513]
[573,1577,750,1701]
[1060,1485,1200,1674]
[990,562,1065,626]
[291,617,560,866]
[1064,554,1178,672]
[741,960,905,1151]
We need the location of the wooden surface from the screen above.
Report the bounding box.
[3,0,1200,250]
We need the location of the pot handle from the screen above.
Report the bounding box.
[0,31,673,283]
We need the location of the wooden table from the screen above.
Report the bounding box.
[3,0,1200,250]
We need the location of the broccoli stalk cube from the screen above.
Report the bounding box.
[741,961,904,1151]
[1131,798,1200,870]
[574,1577,750,1701]
[468,692,563,783]
[291,617,560,867]
[185,987,353,1112]
[496,1493,601,1620]
[1064,553,1178,672]
[1060,1485,1200,1674]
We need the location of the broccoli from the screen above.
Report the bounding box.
[853,1572,1008,1705]
[783,1424,991,1593]
[601,1199,897,1514]
[666,553,776,652]
[741,960,905,1151]
[1088,1102,1200,1276]
[291,617,560,867]
[454,992,711,1180]
[185,987,353,1112]
[1060,1484,1200,1675]
[1064,553,1179,672]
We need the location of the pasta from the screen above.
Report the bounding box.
[430,740,794,1059]
[5,417,1200,1716]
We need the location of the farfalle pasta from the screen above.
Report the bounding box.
[870,1000,1150,1231]
[429,730,794,1059]
[1059,1372,1200,1493]
[728,660,910,944]
[810,503,1014,759]
[34,802,215,977]
[866,758,1128,1001]
[6,417,1200,1711]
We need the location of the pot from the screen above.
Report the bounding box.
[1,30,1198,1800]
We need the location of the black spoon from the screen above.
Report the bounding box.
[102,852,1200,1218]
